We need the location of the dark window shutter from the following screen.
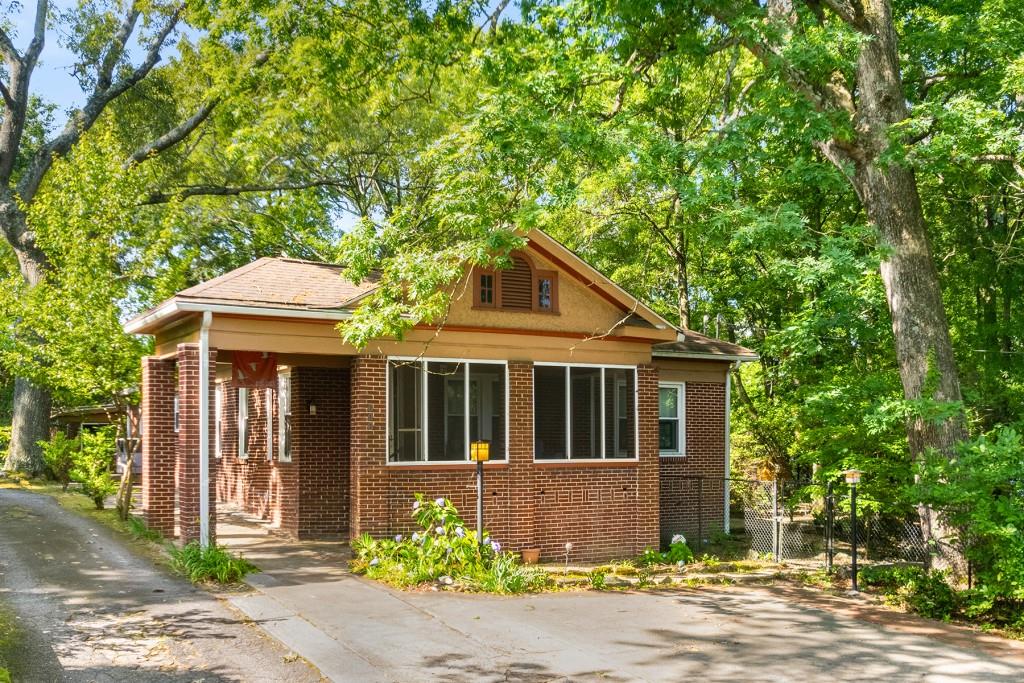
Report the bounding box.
[500,256,533,310]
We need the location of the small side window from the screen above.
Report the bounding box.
[536,270,557,312]
[480,273,494,305]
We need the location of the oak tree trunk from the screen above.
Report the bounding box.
[853,0,967,569]
[1,199,54,476]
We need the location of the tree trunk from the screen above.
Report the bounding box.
[853,0,968,570]
[5,377,52,475]
[0,199,54,476]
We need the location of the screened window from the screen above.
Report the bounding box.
[278,371,292,462]
[173,394,180,433]
[388,360,507,463]
[237,387,249,460]
[659,383,685,456]
[534,365,637,460]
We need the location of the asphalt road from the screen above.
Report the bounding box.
[0,487,322,682]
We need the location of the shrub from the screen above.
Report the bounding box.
[915,427,1024,624]
[71,428,118,509]
[39,431,76,491]
[860,565,957,621]
[636,534,694,567]
[350,494,547,593]
[169,542,258,584]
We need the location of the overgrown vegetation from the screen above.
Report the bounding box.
[169,542,258,585]
[915,427,1024,627]
[351,494,548,593]
[637,535,695,568]
[38,429,118,509]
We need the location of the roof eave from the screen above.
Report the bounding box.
[652,349,760,362]
[123,298,353,335]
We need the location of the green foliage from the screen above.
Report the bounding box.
[859,566,958,621]
[169,542,258,584]
[636,536,694,567]
[350,494,547,593]
[588,569,607,590]
[915,427,1024,623]
[39,431,77,491]
[70,428,118,510]
[127,515,164,543]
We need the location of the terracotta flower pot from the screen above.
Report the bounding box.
[521,548,541,564]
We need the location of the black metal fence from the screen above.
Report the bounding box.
[670,475,929,569]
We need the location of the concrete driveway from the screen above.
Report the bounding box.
[222,523,1024,683]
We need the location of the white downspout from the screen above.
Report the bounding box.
[724,361,735,535]
[199,310,213,549]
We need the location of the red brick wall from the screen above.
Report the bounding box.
[659,381,727,546]
[294,367,349,538]
[141,356,176,536]
[176,344,218,544]
[348,359,662,562]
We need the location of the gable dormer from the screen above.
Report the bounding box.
[473,251,559,314]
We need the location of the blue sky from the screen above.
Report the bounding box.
[7,0,85,119]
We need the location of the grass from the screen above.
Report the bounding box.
[0,601,20,683]
[169,542,258,584]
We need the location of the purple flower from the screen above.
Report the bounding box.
[455,527,465,538]
[394,534,403,542]
[412,501,421,511]
[435,526,445,535]
[412,532,420,542]
[369,557,379,567]
[490,541,501,553]
[435,497,446,507]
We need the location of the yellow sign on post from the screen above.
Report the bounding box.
[470,441,490,462]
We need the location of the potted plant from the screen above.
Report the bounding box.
[521,548,541,564]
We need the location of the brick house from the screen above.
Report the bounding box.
[125,229,755,561]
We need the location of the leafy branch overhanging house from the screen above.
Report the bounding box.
[124,229,756,561]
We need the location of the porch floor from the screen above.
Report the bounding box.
[216,505,351,585]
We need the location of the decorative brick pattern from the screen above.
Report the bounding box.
[659,382,727,545]
[176,343,218,544]
[141,356,176,535]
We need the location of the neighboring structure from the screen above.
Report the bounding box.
[125,229,756,560]
[52,402,143,480]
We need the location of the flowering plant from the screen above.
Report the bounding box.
[351,493,547,593]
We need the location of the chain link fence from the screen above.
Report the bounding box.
[671,475,929,570]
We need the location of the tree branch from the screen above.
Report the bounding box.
[140,179,343,205]
[16,4,182,203]
[96,5,141,93]
[976,154,1024,180]
[126,98,218,167]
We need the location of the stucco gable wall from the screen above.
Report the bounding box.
[444,247,634,337]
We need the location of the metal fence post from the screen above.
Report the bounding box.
[771,479,780,563]
[826,481,834,574]
[697,477,704,553]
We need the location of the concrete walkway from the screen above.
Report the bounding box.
[221,519,1024,682]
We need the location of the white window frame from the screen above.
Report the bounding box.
[658,382,686,457]
[386,357,509,465]
[237,387,249,460]
[532,362,640,462]
[277,371,292,463]
[215,383,223,458]
[265,387,274,461]
[173,394,180,433]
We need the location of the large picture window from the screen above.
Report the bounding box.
[659,382,685,456]
[534,364,637,460]
[388,359,507,463]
